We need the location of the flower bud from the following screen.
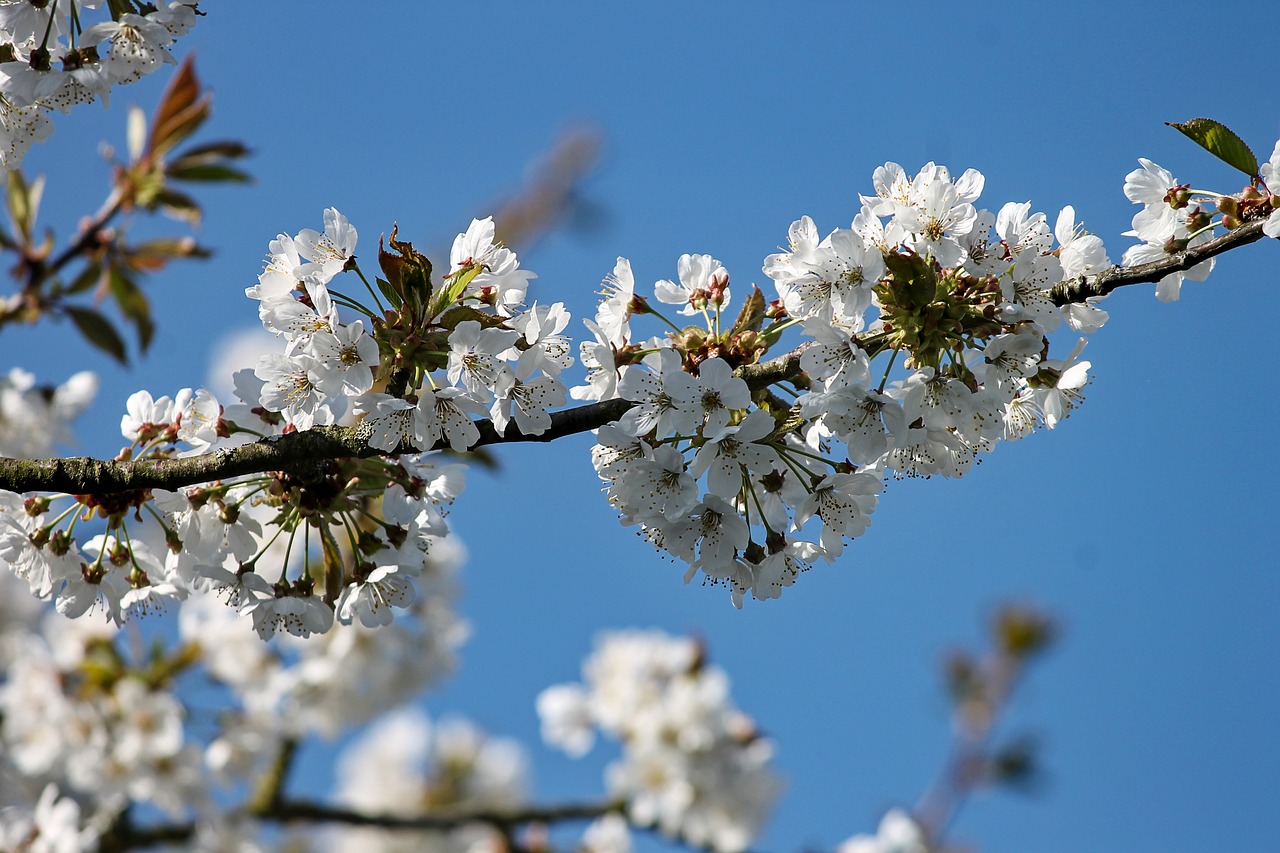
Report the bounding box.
[1164,184,1192,209]
[1185,208,1211,232]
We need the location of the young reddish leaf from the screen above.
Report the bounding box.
[125,238,210,272]
[1167,118,1259,179]
[146,56,211,159]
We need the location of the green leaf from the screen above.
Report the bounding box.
[149,187,202,224]
[426,263,483,322]
[64,262,103,296]
[165,163,252,183]
[170,140,252,165]
[66,306,128,364]
[1167,118,1259,178]
[108,264,155,352]
[436,304,508,331]
[374,276,403,310]
[6,168,30,240]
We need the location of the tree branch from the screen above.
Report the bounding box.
[1,221,1272,497]
[1048,218,1267,304]
[259,798,617,831]
[0,397,637,494]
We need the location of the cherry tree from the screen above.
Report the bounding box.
[0,4,1276,852]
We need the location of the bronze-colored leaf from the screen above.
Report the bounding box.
[146,56,210,159]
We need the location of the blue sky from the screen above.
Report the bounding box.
[7,3,1279,851]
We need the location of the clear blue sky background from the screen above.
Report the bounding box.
[5,3,1278,851]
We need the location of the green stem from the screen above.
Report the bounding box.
[352,264,386,316]
[876,347,900,394]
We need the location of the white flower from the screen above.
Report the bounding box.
[176,388,221,453]
[799,320,872,389]
[82,13,178,85]
[536,683,595,757]
[294,207,357,283]
[612,444,699,522]
[121,388,177,442]
[510,301,574,376]
[976,331,1042,392]
[789,228,882,326]
[1034,337,1090,428]
[617,347,700,436]
[791,471,881,557]
[837,808,928,853]
[689,410,778,500]
[762,216,822,288]
[489,348,567,436]
[655,253,729,316]
[693,357,751,433]
[995,201,1052,258]
[336,565,415,627]
[896,179,977,267]
[356,391,441,452]
[447,320,518,397]
[595,257,637,348]
[449,216,535,315]
[248,233,308,301]
[1054,206,1110,278]
[573,319,624,402]
[241,583,334,640]
[29,783,98,853]
[434,387,488,451]
[0,98,53,169]
[581,814,632,853]
[254,353,334,430]
[0,368,96,457]
[305,320,379,397]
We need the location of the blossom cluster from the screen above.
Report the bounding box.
[0,538,470,851]
[0,206,571,637]
[581,162,1113,606]
[538,630,781,853]
[327,709,528,853]
[0,0,199,168]
[246,210,568,449]
[0,367,96,458]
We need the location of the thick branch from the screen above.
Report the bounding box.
[0,396,636,494]
[259,798,617,831]
[97,799,620,852]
